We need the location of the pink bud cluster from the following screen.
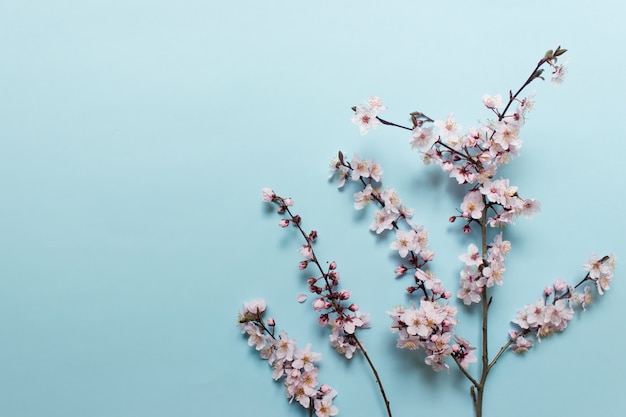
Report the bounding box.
[262,188,371,359]
[387,299,465,372]
[238,299,338,417]
[509,253,615,353]
[457,233,511,305]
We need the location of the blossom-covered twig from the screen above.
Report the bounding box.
[509,254,615,353]
[238,299,338,417]
[330,152,436,285]
[261,188,393,417]
[343,46,614,417]
[330,153,469,372]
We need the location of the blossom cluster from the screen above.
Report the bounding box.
[354,97,542,234]
[457,233,511,305]
[509,253,615,353]
[353,92,532,186]
[330,152,436,282]
[388,300,470,372]
[351,55,568,233]
[330,153,471,371]
[458,179,541,230]
[350,96,386,135]
[262,188,371,359]
[238,299,338,417]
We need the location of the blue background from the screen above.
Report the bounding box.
[1,1,624,416]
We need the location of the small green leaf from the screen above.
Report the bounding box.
[554,47,567,57]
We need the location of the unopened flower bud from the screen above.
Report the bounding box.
[443,291,452,299]
[340,290,351,300]
[421,250,435,262]
[554,279,568,292]
[267,317,275,326]
[299,245,313,259]
[320,384,332,394]
[308,230,318,241]
[299,261,309,270]
[292,215,301,225]
[313,298,326,312]
[406,286,416,294]
[463,225,471,233]
[449,216,457,223]
[329,261,337,270]
[395,264,408,277]
[283,198,294,207]
[261,188,275,202]
[279,219,290,227]
[544,286,553,297]
[349,303,359,312]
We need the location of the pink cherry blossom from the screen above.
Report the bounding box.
[434,113,462,147]
[459,244,483,267]
[390,229,418,258]
[351,105,381,135]
[482,94,504,110]
[460,191,485,220]
[410,125,436,152]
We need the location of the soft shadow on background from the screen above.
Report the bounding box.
[1,1,624,416]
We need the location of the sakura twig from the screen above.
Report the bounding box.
[331,153,475,373]
[237,299,338,417]
[345,46,615,417]
[261,188,393,417]
[241,45,614,417]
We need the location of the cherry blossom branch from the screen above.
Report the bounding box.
[332,153,472,375]
[333,151,437,286]
[237,299,339,417]
[345,47,609,417]
[262,188,393,417]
